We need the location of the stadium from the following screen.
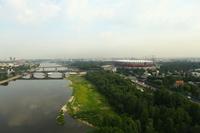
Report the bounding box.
[114,60,154,68]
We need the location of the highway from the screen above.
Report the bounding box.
[130,79,157,91]
[126,76,200,104]
[126,76,157,91]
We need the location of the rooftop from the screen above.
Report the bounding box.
[115,60,153,63]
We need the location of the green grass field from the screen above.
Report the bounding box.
[67,76,116,127]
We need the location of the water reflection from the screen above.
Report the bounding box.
[0,80,89,133]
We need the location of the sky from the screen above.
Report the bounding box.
[0,0,200,59]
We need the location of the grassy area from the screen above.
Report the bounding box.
[67,75,117,127]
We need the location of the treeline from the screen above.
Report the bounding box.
[70,61,107,70]
[160,61,200,73]
[15,65,31,74]
[0,72,7,80]
[86,71,200,133]
[117,68,145,77]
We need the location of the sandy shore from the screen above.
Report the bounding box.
[61,78,94,127]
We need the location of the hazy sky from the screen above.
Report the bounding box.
[0,0,200,59]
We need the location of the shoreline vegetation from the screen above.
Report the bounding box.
[57,74,152,132]
[61,75,117,130]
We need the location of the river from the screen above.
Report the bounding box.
[0,64,90,133]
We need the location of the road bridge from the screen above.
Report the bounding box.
[0,66,77,85]
[20,72,66,80]
[18,77,64,80]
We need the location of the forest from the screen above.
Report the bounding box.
[117,68,145,77]
[0,71,7,80]
[69,61,107,70]
[159,61,200,73]
[86,71,200,133]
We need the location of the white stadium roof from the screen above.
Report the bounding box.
[115,60,153,63]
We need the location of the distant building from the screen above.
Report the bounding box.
[151,70,160,77]
[101,65,117,72]
[192,72,200,77]
[175,80,184,87]
[69,72,78,75]
[0,63,9,67]
[143,71,152,78]
[0,69,7,73]
[195,68,200,72]
[7,68,15,76]
[79,71,87,76]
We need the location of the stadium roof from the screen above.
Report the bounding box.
[115,60,153,63]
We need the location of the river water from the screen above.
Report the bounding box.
[0,64,90,133]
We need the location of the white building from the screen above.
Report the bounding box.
[192,72,200,77]
[101,65,117,72]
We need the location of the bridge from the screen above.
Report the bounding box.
[31,66,78,74]
[20,72,66,80]
[0,65,79,85]
[0,73,67,85]
[25,66,74,80]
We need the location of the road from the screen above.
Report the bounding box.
[127,76,157,91]
[130,79,157,91]
[0,75,22,85]
[126,76,200,104]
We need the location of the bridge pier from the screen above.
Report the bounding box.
[30,73,34,79]
[44,73,48,78]
[62,73,65,79]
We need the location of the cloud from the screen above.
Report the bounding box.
[67,0,116,20]
[2,0,199,33]
[65,0,124,32]
[135,0,200,32]
[17,1,61,24]
[0,0,62,24]
[0,0,199,39]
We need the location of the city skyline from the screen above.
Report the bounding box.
[0,0,200,59]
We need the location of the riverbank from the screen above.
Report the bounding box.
[65,75,116,128]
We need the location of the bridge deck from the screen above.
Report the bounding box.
[38,66,67,68]
[18,78,64,80]
[35,71,68,73]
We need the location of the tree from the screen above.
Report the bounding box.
[191,125,200,133]
[145,119,157,133]
[92,127,124,133]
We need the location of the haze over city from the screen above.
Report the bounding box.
[0,0,200,58]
